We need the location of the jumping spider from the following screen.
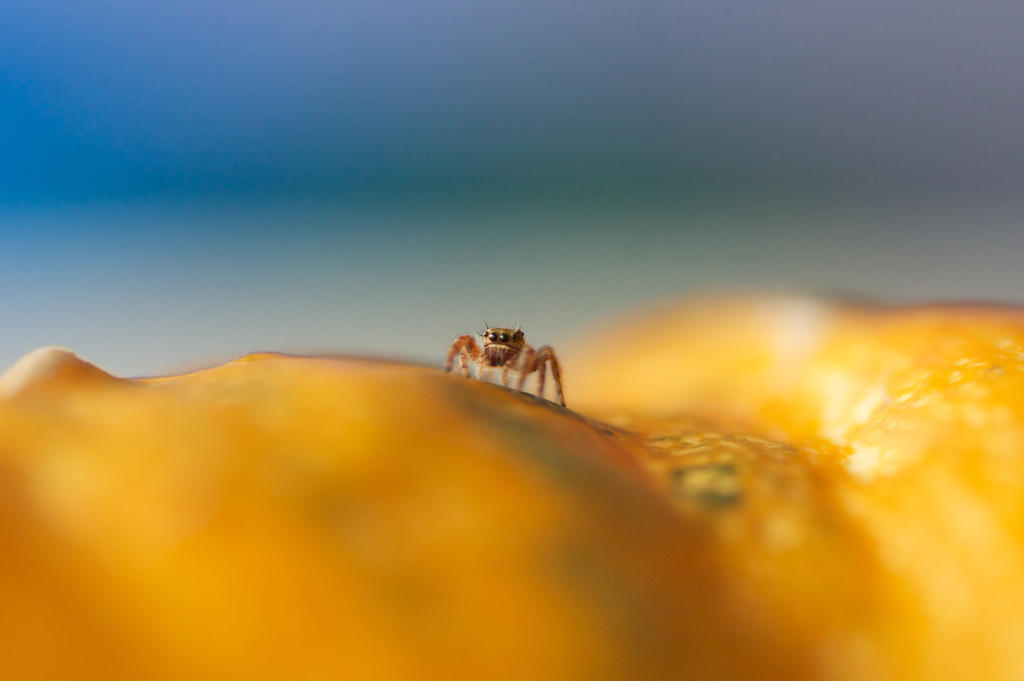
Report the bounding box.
[445,327,566,406]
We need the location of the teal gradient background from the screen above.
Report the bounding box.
[2,0,1023,375]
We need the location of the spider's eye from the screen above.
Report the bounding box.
[488,333,497,341]
[499,334,508,342]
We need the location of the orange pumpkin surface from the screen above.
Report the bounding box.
[2,295,1024,681]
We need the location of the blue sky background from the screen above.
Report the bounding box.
[2,0,1024,375]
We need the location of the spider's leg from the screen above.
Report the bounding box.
[534,346,566,407]
[458,349,473,378]
[516,348,536,392]
[446,335,481,378]
[535,357,547,400]
[549,360,566,406]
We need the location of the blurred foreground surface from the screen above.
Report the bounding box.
[3,295,1024,680]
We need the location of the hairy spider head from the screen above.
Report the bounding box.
[480,327,525,366]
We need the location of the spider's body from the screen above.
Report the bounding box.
[479,327,526,368]
[445,327,566,406]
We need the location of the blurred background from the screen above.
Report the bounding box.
[2,0,1022,376]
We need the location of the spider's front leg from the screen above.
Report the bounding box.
[516,347,536,392]
[445,335,481,378]
[530,345,567,407]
